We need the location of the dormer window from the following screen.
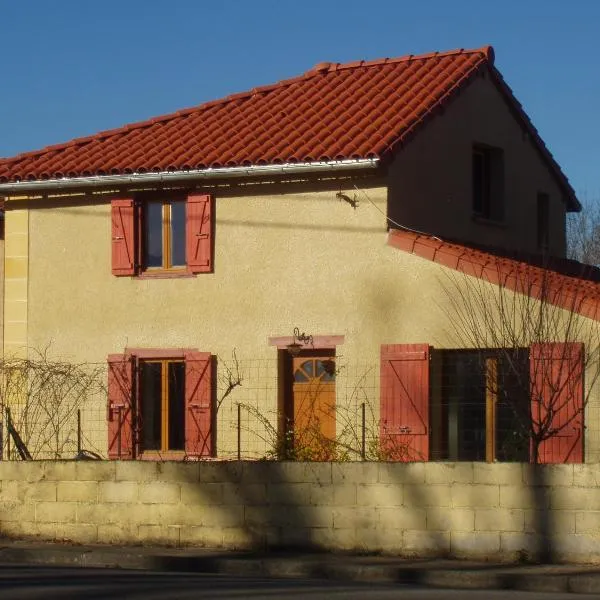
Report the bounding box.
[472,145,504,221]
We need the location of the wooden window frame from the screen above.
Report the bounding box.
[140,358,185,453]
[143,199,187,274]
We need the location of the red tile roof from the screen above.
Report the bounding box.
[388,228,600,321]
[0,45,578,209]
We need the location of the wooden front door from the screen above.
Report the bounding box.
[291,353,336,459]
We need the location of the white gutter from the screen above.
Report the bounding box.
[0,159,380,193]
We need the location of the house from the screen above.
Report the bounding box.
[0,45,595,464]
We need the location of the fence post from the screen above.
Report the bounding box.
[77,409,82,455]
[361,402,366,460]
[237,403,241,461]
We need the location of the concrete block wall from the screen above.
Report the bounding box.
[1,461,600,562]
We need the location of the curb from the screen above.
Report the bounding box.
[1,545,600,594]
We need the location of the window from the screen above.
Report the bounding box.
[107,351,213,459]
[537,192,550,252]
[145,200,186,270]
[472,145,504,221]
[430,349,530,462]
[380,342,584,464]
[111,193,213,277]
[140,359,185,452]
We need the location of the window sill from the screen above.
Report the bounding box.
[138,451,186,461]
[137,269,196,279]
[472,214,506,228]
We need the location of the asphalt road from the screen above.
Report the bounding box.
[0,565,587,599]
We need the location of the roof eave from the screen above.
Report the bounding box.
[0,158,380,194]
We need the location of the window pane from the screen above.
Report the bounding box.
[168,361,185,451]
[140,362,162,451]
[316,359,336,381]
[145,202,163,268]
[170,201,186,267]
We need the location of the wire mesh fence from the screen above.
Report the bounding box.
[0,351,573,463]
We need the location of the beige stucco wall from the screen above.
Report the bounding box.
[16,176,470,458]
[387,71,569,257]
[2,167,598,460]
[1,461,600,562]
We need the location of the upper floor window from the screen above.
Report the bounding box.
[472,145,504,221]
[537,192,550,252]
[111,193,213,277]
[145,200,186,270]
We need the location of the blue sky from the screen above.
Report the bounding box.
[1,0,599,200]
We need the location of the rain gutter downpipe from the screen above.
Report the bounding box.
[0,159,380,193]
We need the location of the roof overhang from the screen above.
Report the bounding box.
[0,158,380,194]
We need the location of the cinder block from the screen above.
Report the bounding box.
[499,532,539,556]
[332,506,376,530]
[522,464,574,487]
[332,463,378,485]
[201,461,243,483]
[76,461,115,482]
[575,511,600,534]
[0,502,36,522]
[139,482,180,504]
[55,523,98,544]
[35,501,77,524]
[19,481,57,502]
[475,508,524,532]
[499,485,544,510]
[573,465,600,487]
[77,502,123,525]
[57,481,98,503]
[311,527,356,550]
[550,487,600,511]
[43,461,77,481]
[222,527,254,549]
[403,530,450,554]
[181,482,222,505]
[378,462,426,484]
[97,523,138,544]
[156,461,200,483]
[404,484,451,507]
[451,484,499,508]
[138,524,180,545]
[309,484,335,506]
[451,531,500,556]
[221,483,267,506]
[549,534,600,562]
[267,483,311,506]
[179,525,224,547]
[200,505,245,528]
[98,481,138,503]
[357,483,400,507]
[0,481,19,502]
[426,507,474,532]
[378,506,426,530]
[0,462,45,482]
[525,509,575,535]
[424,463,473,484]
[474,463,523,486]
[115,461,158,482]
[300,462,333,485]
[333,484,357,506]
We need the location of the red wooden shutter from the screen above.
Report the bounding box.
[184,352,214,457]
[380,344,430,461]
[186,194,213,273]
[107,354,134,459]
[530,343,584,463]
[111,199,136,276]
